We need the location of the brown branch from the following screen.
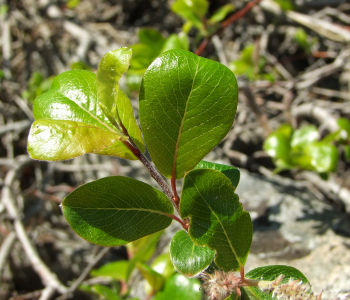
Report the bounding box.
[122,140,179,214]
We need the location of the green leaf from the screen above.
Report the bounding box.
[180,169,252,271]
[304,142,338,173]
[125,231,163,281]
[91,260,129,282]
[209,4,235,24]
[194,161,240,189]
[273,0,294,11]
[91,285,122,300]
[151,253,175,279]
[264,124,292,162]
[140,49,238,179]
[153,273,202,300]
[28,70,139,160]
[161,34,189,53]
[62,176,173,246]
[97,48,145,152]
[242,265,309,300]
[138,28,166,52]
[136,262,165,292]
[338,117,350,140]
[291,125,319,150]
[170,230,215,276]
[130,44,158,73]
[171,0,208,31]
[28,119,129,161]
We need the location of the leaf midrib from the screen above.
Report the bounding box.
[64,206,172,217]
[171,59,200,178]
[191,180,242,269]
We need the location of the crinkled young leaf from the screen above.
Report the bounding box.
[97,48,145,152]
[194,161,240,189]
[62,176,173,246]
[140,49,238,179]
[170,230,215,276]
[28,69,141,160]
[241,265,309,300]
[180,169,252,271]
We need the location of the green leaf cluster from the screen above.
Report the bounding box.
[229,44,275,82]
[264,123,339,174]
[27,47,311,300]
[171,0,234,35]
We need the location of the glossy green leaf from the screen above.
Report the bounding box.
[264,124,292,162]
[194,161,240,189]
[97,49,145,152]
[304,142,338,173]
[291,125,319,150]
[140,49,238,179]
[91,285,122,300]
[136,262,165,292]
[28,69,140,160]
[241,265,309,300]
[28,119,129,161]
[171,0,208,31]
[209,4,234,24]
[170,230,215,276]
[91,260,129,282]
[153,273,202,300]
[180,169,252,271]
[62,176,173,246]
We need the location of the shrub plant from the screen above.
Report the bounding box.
[28,48,327,300]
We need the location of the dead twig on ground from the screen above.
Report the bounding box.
[1,155,68,295]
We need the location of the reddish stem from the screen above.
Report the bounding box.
[167,213,189,231]
[171,176,180,206]
[195,0,262,56]
[240,265,245,280]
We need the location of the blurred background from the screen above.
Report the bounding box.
[0,0,350,299]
